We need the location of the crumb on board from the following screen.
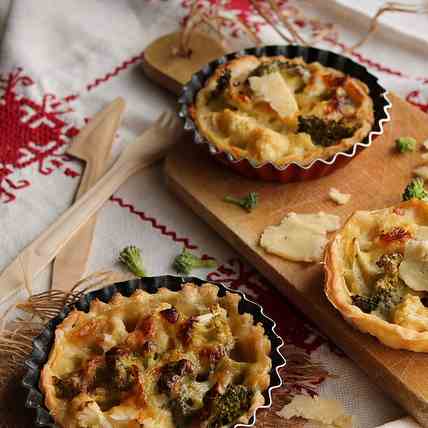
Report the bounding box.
[414,165,428,181]
[328,188,351,205]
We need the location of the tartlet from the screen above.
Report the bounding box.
[40,282,272,428]
[193,54,373,166]
[179,45,391,183]
[325,200,428,352]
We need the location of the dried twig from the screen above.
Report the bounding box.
[174,0,260,58]
[267,0,307,45]
[348,2,428,52]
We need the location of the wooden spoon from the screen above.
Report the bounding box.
[52,97,125,291]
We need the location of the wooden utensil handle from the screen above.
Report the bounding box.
[36,158,136,261]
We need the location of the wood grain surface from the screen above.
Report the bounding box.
[165,93,428,426]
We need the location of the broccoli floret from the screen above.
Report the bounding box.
[249,61,285,77]
[376,253,403,275]
[158,359,195,395]
[353,252,407,317]
[374,275,406,316]
[207,384,253,428]
[298,115,356,147]
[54,372,83,399]
[248,61,310,82]
[211,69,231,99]
[173,249,217,275]
[106,347,140,391]
[402,178,428,201]
[351,294,380,313]
[224,192,258,212]
[119,245,146,277]
[170,380,212,425]
[396,137,417,153]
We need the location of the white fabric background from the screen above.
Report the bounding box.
[0,1,427,427]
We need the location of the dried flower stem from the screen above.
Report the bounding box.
[348,2,428,51]
[175,0,260,58]
[249,0,294,43]
[267,0,307,45]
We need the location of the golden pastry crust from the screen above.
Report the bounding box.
[194,55,374,167]
[324,200,428,352]
[40,283,271,428]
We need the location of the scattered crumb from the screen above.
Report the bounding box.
[413,165,428,181]
[328,188,351,205]
[260,212,341,263]
[277,395,354,428]
[423,139,428,150]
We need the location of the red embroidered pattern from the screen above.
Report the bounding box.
[85,51,145,92]
[110,195,198,249]
[0,68,79,203]
[406,90,428,113]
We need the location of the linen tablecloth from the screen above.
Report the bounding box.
[0,1,427,426]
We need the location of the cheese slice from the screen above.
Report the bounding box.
[399,239,428,291]
[249,71,298,118]
[277,395,353,428]
[260,212,341,263]
[286,211,341,234]
[414,165,428,181]
[329,187,351,205]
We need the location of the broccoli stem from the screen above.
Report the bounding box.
[395,136,417,153]
[224,192,258,212]
[173,249,217,275]
[119,245,146,277]
[402,178,428,201]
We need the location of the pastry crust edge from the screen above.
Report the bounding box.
[324,199,428,352]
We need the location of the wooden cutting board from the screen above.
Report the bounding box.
[165,93,428,426]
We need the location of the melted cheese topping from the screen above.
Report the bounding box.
[399,239,428,291]
[194,55,374,166]
[260,212,341,262]
[337,201,428,330]
[41,283,271,428]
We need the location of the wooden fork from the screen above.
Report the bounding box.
[0,111,182,303]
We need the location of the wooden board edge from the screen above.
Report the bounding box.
[164,158,428,427]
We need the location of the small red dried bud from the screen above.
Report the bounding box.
[160,307,179,324]
[379,227,411,243]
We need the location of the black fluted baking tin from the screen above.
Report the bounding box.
[23,275,286,427]
[178,45,392,182]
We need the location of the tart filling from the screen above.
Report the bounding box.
[193,55,374,166]
[40,283,271,428]
[325,200,428,352]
